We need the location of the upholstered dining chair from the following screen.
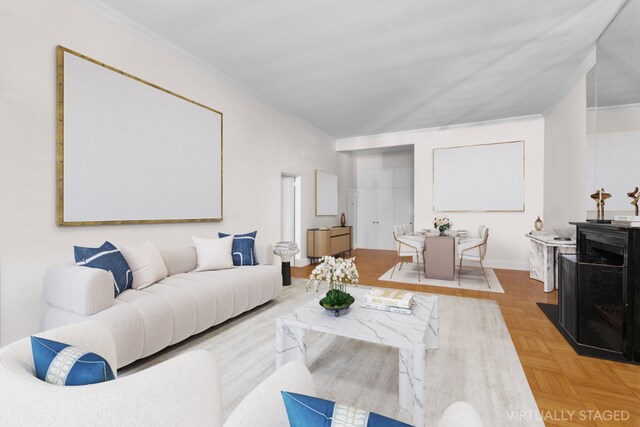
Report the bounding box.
[391,225,424,281]
[457,226,490,288]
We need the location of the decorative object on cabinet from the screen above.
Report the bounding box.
[534,216,543,231]
[57,46,223,226]
[340,212,346,227]
[590,188,612,221]
[391,225,424,282]
[307,227,352,263]
[433,216,452,236]
[433,140,524,212]
[315,170,338,216]
[628,187,639,216]
[307,256,358,317]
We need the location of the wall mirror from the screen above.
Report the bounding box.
[57,46,223,225]
[433,141,525,212]
[315,169,338,216]
[587,0,640,214]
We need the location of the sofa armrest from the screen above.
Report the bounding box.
[224,361,315,427]
[437,401,484,427]
[0,349,222,427]
[255,243,275,265]
[44,265,114,315]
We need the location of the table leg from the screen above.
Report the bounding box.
[275,318,306,369]
[424,297,439,350]
[399,344,426,427]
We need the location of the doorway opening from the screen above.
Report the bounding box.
[281,174,301,265]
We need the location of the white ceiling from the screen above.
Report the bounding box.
[591,0,640,107]
[85,0,624,138]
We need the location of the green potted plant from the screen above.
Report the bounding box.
[307,256,359,316]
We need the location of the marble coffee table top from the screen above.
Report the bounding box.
[278,286,438,349]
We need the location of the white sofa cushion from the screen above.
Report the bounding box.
[161,247,197,276]
[120,241,168,290]
[193,236,234,271]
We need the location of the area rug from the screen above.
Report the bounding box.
[379,262,505,293]
[121,279,539,426]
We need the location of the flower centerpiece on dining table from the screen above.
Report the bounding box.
[434,215,452,236]
[307,256,359,316]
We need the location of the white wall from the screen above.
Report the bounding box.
[354,150,414,170]
[543,77,588,230]
[586,103,640,216]
[0,0,354,345]
[338,117,545,270]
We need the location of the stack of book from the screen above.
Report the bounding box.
[275,241,298,250]
[612,216,640,228]
[361,288,415,315]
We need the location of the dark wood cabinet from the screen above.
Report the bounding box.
[565,222,640,362]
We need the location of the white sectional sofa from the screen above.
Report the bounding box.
[42,243,281,368]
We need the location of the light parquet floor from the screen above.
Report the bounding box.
[292,249,640,426]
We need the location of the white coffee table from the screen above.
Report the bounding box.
[275,287,438,427]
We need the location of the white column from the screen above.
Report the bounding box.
[275,318,306,369]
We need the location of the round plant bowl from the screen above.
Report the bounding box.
[319,290,355,317]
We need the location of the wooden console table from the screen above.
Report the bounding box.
[307,226,352,262]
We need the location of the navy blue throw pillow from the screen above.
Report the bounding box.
[218,231,258,266]
[31,336,115,386]
[74,241,132,296]
[281,391,412,427]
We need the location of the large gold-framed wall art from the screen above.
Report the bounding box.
[57,46,223,226]
[433,140,525,212]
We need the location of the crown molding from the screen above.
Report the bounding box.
[336,114,543,147]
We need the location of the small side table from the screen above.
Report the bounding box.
[273,247,299,286]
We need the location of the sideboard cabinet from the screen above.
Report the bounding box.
[307,226,352,262]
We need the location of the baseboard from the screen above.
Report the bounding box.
[293,258,311,267]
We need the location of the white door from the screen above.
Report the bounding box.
[357,188,376,249]
[376,188,395,249]
[347,187,357,244]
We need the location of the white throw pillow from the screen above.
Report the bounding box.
[119,241,168,290]
[192,235,234,271]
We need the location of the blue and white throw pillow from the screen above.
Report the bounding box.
[74,241,132,296]
[30,336,115,386]
[218,231,258,266]
[281,391,412,427]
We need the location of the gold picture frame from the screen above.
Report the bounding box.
[57,46,223,225]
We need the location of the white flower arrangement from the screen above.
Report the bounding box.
[434,216,452,233]
[307,256,359,292]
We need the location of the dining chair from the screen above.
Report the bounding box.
[391,225,424,281]
[457,226,490,287]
